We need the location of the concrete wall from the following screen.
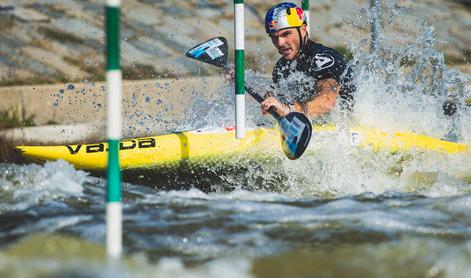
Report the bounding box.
[0,76,227,143]
[0,76,224,125]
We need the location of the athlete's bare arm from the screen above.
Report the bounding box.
[295,78,340,117]
[261,78,340,118]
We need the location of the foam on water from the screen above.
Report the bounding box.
[207,129,470,198]
[0,160,89,212]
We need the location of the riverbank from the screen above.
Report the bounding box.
[0,76,224,127]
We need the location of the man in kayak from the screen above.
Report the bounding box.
[260,2,354,118]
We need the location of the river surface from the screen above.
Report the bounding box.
[1,138,471,278]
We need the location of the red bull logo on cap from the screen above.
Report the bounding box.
[269,20,280,30]
[295,7,304,21]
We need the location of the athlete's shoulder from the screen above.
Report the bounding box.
[306,41,344,59]
[303,40,347,73]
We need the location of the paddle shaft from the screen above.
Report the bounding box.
[223,65,281,120]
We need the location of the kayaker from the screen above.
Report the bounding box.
[260,2,354,118]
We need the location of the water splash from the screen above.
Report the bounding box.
[347,0,470,140]
[0,160,89,212]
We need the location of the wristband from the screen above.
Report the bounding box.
[289,105,295,113]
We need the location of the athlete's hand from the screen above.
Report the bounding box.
[223,63,235,81]
[261,97,290,117]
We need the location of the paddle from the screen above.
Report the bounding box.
[185,37,312,160]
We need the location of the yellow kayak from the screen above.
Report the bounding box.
[15,125,468,171]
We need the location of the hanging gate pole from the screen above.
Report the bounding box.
[234,0,245,139]
[302,0,310,38]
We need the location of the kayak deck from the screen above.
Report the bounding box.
[15,125,469,171]
[16,127,280,171]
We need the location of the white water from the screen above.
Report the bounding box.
[0,160,89,212]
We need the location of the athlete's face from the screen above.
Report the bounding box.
[269,25,307,60]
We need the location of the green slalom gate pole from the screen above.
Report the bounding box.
[105,0,122,259]
[302,0,310,38]
[234,0,245,139]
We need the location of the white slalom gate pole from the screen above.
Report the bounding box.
[234,0,245,139]
[105,0,122,260]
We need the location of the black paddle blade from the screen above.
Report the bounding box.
[185,37,228,68]
[278,112,312,160]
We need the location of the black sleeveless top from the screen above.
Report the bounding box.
[271,39,354,109]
